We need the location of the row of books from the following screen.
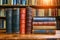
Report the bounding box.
[0,0,60,6]
[32,8,60,17]
[5,7,32,34]
[0,0,26,5]
[0,7,57,34]
[32,17,56,34]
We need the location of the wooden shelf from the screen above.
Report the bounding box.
[30,6,60,9]
[0,5,28,8]
[0,30,60,39]
[0,5,60,8]
[0,17,6,19]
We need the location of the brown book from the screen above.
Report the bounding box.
[20,8,26,34]
[26,7,32,34]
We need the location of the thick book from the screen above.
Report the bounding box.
[26,7,32,34]
[33,26,56,30]
[32,30,56,34]
[6,8,12,33]
[12,8,19,33]
[20,8,26,34]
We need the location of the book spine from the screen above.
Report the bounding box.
[26,7,32,34]
[20,8,26,34]
[32,30,55,34]
[4,20,6,29]
[22,0,26,5]
[16,0,21,5]
[33,26,56,30]
[12,8,19,33]
[0,0,2,5]
[2,0,7,5]
[13,0,16,5]
[6,8,12,33]
[0,19,4,29]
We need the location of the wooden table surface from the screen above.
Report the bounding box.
[0,30,60,39]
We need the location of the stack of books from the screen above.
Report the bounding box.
[32,17,56,34]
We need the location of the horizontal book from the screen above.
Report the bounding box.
[33,22,56,24]
[33,17,56,21]
[33,26,56,30]
[32,30,56,34]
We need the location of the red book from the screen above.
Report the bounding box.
[20,8,26,34]
[51,9,57,16]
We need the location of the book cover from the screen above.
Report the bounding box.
[33,26,56,30]
[21,0,26,5]
[32,30,55,34]
[0,19,4,29]
[20,8,26,34]
[26,7,32,34]
[6,8,12,33]
[12,8,19,33]
[0,0,2,5]
[2,0,6,4]
[16,0,21,5]
[13,0,16,5]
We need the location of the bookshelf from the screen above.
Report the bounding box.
[0,0,60,40]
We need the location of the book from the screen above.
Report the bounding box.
[38,9,44,16]
[32,30,56,34]
[12,8,19,33]
[58,9,60,16]
[21,0,26,5]
[16,0,21,5]
[0,0,2,5]
[20,8,26,34]
[0,19,4,29]
[13,0,16,5]
[26,7,32,34]
[2,0,7,5]
[33,17,56,22]
[33,26,56,30]
[33,22,56,26]
[8,0,13,5]
[6,8,12,33]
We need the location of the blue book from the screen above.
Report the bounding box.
[33,30,47,34]
[22,0,26,5]
[12,8,19,33]
[6,8,12,34]
[33,18,56,22]
[0,19,4,29]
[33,18,56,21]
[16,0,21,5]
[13,0,16,5]
[2,0,7,4]
[32,30,55,34]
